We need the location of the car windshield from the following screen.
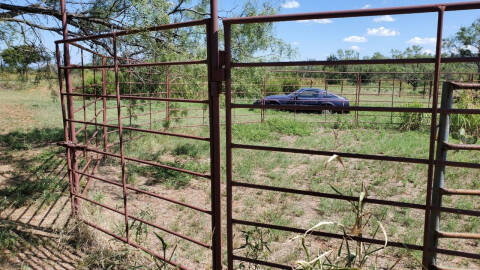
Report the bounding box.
[288,89,303,97]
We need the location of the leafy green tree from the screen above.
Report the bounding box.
[444,18,480,74]
[0,45,50,78]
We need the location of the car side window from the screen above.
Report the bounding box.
[298,90,318,98]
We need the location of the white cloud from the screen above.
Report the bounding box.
[344,35,367,43]
[407,37,436,45]
[361,4,371,9]
[281,0,299,9]
[367,26,399,36]
[351,45,360,51]
[422,49,434,55]
[292,41,300,46]
[297,19,333,24]
[374,15,395,22]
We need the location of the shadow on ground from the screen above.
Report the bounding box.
[0,139,83,269]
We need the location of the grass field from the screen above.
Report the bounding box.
[0,76,479,269]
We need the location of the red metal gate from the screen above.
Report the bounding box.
[223,2,480,270]
[56,0,222,268]
[55,0,480,269]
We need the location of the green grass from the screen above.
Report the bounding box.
[1,77,479,268]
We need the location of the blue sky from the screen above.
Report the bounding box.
[5,0,480,62]
[218,0,480,60]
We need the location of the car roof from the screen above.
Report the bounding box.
[299,88,326,92]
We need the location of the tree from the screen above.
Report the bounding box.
[0,45,50,78]
[0,0,292,62]
[444,18,480,74]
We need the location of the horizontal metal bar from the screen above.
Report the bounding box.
[75,170,211,214]
[118,59,207,68]
[71,144,211,179]
[232,219,423,251]
[56,19,208,43]
[232,103,432,113]
[435,247,480,260]
[231,57,480,68]
[129,214,211,249]
[231,143,430,165]
[434,265,471,270]
[440,188,480,196]
[449,81,480,89]
[79,218,188,270]
[73,98,98,113]
[232,181,426,210]
[436,231,480,240]
[223,2,480,24]
[440,108,480,115]
[270,70,479,76]
[60,59,207,70]
[232,255,291,269]
[440,160,480,169]
[63,92,209,104]
[76,193,124,215]
[444,142,480,151]
[440,206,480,217]
[67,119,210,141]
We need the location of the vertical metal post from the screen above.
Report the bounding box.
[128,63,133,139]
[355,73,360,125]
[262,75,266,123]
[391,78,395,124]
[55,42,75,215]
[423,80,427,98]
[341,80,344,96]
[102,57,108,154]
[166,66,170,123]
[93,55,99,148]
[112,34,130,243]
[224,22,234,270]
[378,79,381,96]
[425,82,452,268]
[399,80,403,97]
[207,0,222,268]
[61,0,80,215]
[423,6,445,269]
[81,50,88,159]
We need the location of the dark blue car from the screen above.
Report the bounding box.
[254,88,350,113]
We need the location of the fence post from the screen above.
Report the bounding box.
[340,80,344,96]
[391,78,395,124]
[423,80,426,98]
[206,0,222,268]
[378,79,381,96]
[429,80,433,100]
[399,80,402,97]
[262,75,266,123]
[355,73,360,125]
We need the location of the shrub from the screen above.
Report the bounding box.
[451,91,480,139]
[398,102,425,131]
[281,77,301,94]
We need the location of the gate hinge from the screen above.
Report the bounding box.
[57,141,86,151]
[213,50,226,82]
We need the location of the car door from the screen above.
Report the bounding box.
[296,89,320,106]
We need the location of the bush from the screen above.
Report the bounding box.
[281,77,300,94]
[398,102,425,131]
[451,91,480,139]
